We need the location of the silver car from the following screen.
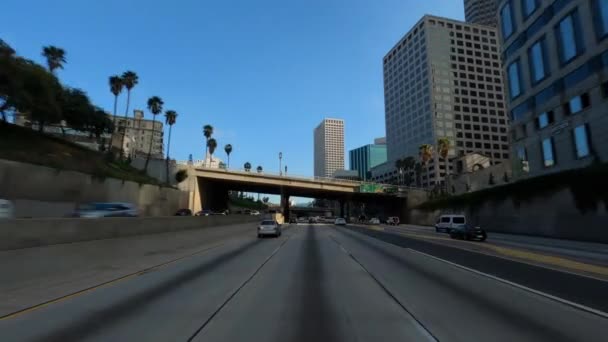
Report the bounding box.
[257,220,281,238]
[71,202,139,218]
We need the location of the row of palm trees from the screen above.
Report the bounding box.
[108,71,179,183]
[394,137,451,188]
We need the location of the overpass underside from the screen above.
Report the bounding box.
[194,176,407,220]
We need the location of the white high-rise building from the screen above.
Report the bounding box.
[313,118,345,178]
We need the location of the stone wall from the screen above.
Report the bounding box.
[0,159,188,217]
[407,188,608,243]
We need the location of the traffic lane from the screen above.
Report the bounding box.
[193,225,434,342]
[394,224,608,265]
[349,225,608,312]
[331,226,608,342]
[0,226,294,342]
[0,221,258,316]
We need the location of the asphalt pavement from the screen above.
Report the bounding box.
[1,224,607,341]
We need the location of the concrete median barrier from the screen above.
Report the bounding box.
[0,215,260,251]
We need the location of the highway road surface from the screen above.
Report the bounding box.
[1,224,607,341]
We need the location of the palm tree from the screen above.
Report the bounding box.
[108,75,123,142]
[403,156,416,186]
[119,71,138,157]
[203,124,214,160]
[224,144,233,168]
[419,144,434,188]
[437,137,451,191]
[244,162,252,172]
[144,96,164,171]
[207,138,217,163]
[41,46,66,74]
[414,162,423,187]
[257,165,263,173]
[164,110,178,183]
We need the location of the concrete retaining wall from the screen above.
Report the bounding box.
[407,189,608,243]
[0,159,189,217]
[0,215,260,251]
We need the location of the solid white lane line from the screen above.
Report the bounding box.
[408,248,608,319]
[328,234,438,342]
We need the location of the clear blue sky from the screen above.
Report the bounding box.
[2,0,464,178]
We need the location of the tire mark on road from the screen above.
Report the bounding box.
[34,239,263,342]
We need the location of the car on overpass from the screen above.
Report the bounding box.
[257,220,282,238]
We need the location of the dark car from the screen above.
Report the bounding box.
[174,208,192,216]
[289,217,297,223]
[449,224,487,242]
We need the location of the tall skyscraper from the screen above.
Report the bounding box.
[382,15,510,187]
[464,0,499,27]
[314,118,345,178]
[500,0,608,177]
[349,141,388,180]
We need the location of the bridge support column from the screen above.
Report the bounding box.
[339,200,345,218]
[281,189,290,222]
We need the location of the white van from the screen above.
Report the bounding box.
[0,199,15,219]
[435,214,466,233]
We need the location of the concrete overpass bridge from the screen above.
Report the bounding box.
[181,166,428,220]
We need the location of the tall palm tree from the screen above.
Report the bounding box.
[207,138,218,164]
[164,110,178,183]
[437,137,451,191]
[414,162,423,187]
[257,165,263,173]
[144,96,164,171]
[203,124,214,161]
[419,144,434,188]
[119,71,139,158]
[41,46,66,74]
[108,75,123,143]
[224,144,233,168]
[403,156,416,186]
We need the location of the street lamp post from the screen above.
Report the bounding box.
[285,165,287,175]
[279,152,283,176]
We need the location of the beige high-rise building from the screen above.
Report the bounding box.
[313,118,345,178]
[113,110,164,158]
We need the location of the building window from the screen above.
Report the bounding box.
[528,37,548,83]
[501,1,516,40]
[573,124,591,158]
[555,11,584,64]
[593,0,608,39]
[507,60,522,99]
[542,138,556,167]
[521,0,539,18]
[564,93,590,115]
[536,111,554,129]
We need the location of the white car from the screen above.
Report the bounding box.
[435,214,467,233]
[369,218,380,225]
[334,217,347,226]
[250,210,260,216]
[0,199,14,219]
[257,220,281,238]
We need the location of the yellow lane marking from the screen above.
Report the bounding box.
[361,226,608,279]
[0,241,227,321]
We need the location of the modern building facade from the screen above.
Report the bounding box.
[500,0,608,177]
[113,110,164,158]
[382,15,510,187]
[465,0,500,27]
[313,118,345,178]
[349,142,388,180]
